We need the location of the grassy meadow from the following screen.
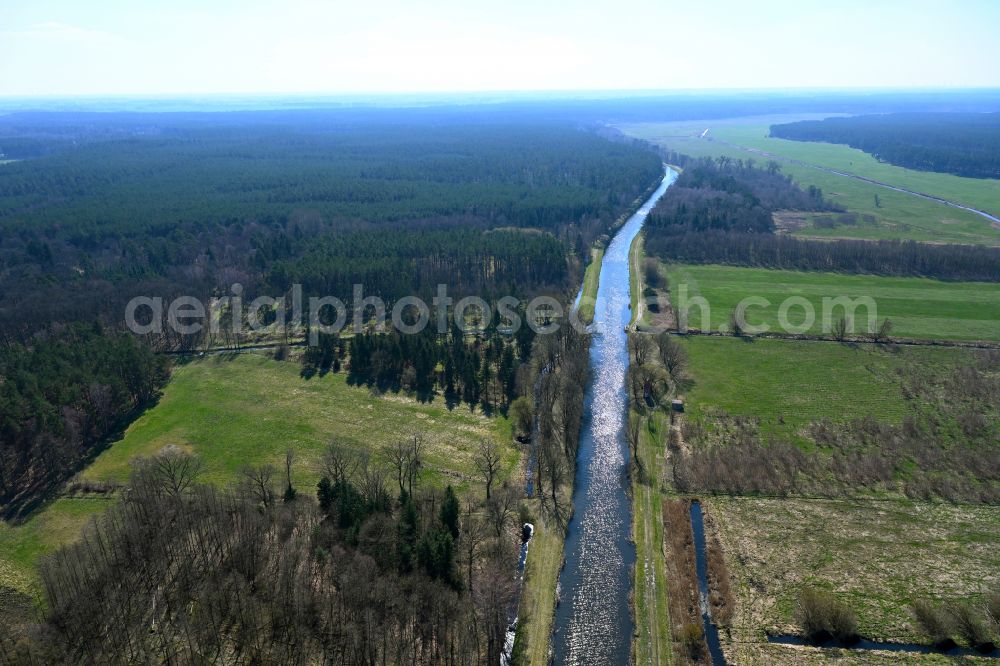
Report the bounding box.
[1,352,518,599]
[677,336,972,441]
[82,353,516,491]
[714,123,1000,218]
[666,263,1000,342]
[708,497,1000,654]
[0,498,113,598]
[655,337,999,663]
[619,118,1000,246]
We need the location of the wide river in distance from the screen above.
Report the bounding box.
[551,165,678,664]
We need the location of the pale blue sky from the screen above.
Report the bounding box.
[2,0,999,96]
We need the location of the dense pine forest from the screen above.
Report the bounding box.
[650,230,1000,282]
[645,154,1000,281]
[770,112,1000,179]
[0,325,169,515]
[342,325,524,408]
[0,119,662,336]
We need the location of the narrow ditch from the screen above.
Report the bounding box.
[690,499,1000,661]
[689,500,728,665]
[767,634,1000,658]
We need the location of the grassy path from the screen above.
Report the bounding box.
[626,218,674,663]
[577,246,605,325]
[632,409,674,665]
[628,231,645,328]
[512,498,564,665]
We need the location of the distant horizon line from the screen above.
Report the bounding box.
[3,85,1000,102]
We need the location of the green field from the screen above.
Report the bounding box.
[715,123,1000,218]
[678,336,971,440]
[1,353,517,597]
[666,263,1000,342]
[0,498,113,598]
[82,353,515,490]
[620,117,1000,246]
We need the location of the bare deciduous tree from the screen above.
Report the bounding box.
[387,433,426,499]
[321,438,358,485]
[387,439,411,497]
[240,464,275,508]
[283,448,296,500]
[656,332,687,380]
[626,412,644,479]
[473,550,518,665]
[540,438,565,506]
[145,448,201,497]
[627,365,646,409]
[833,316,848,342]
[476,440,502,500]
[486,485,517,538]
[358,452,390,510]
[872,318,893,344]
[462,500,487,593]
[630,334,654,366]
[406,433,424,497]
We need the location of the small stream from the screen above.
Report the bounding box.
[767,634,1000,658]
[500,364,551,665]
[550,167,678,665]
[500,528,534,666]
[690,500,727,665]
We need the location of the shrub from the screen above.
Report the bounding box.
[911,599,954,648]
[988,592,1000,628]
[509,396,533,439]
[796,588,859,644]
[950,602,994,651]
[679,622,705,661]
[517,502,534,528]
[644,258,665,290]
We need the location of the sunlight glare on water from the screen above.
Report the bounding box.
[551,167,677,665]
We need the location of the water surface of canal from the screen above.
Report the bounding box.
[551,166,678,664]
